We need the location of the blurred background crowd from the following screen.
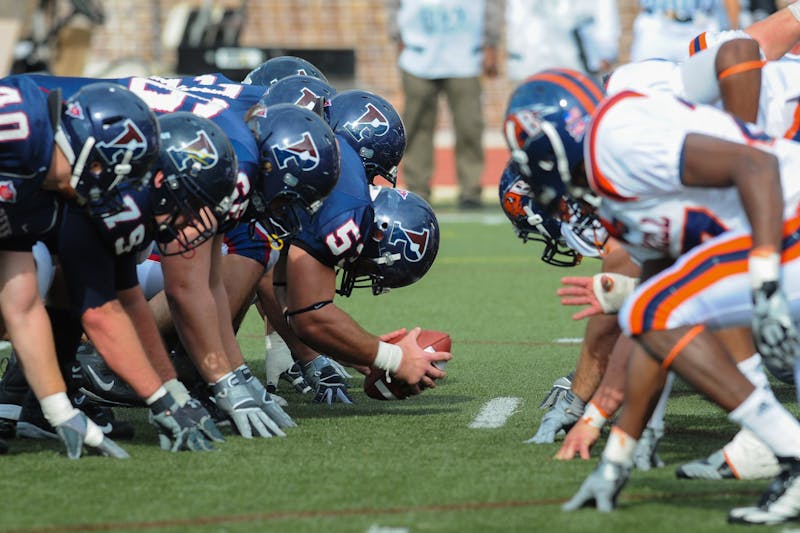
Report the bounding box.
[0,0,790,205]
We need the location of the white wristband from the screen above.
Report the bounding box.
[748,251,780,289]
[580,402,608,429]
[790,2,800,22]
[374,341,403,375]
[593,273,639,314]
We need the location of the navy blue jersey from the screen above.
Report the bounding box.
[91,183,156,256]
[0,75,55,205]
[43,203,139,314]
[28,74,260,225]
[292,139,373,268]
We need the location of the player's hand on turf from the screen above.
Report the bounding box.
[238,366,296,428]
[555,419,601,460]
[150,402,215,452]
[562,458,631,512]
[525,390,584,444]
[539,372,574,409]
[394,327,451,388]
[56,411,130,459]
[180,397,225,443]
[213,373,285,438]
[302,355,353,404]
[751,281,800,376]
[280,362,313,393]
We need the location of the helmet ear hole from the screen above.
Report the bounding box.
[338,187,439,296]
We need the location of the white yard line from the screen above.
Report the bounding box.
[555,337,584,344]
[469,397,522,429]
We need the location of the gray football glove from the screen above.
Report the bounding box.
[213,373,285,438]
[180,398,225,443]
[539,371,575,409]
[150,400,215,452]
[562,458,632,512]
[235,366,296,429]
[280,362,313,393]
[525,390,584,444]
[56,411,130,459]
[302,355,353,405]
[752,281,800,377]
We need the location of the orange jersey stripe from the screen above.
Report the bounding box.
[784,103,800,141]
[689,32,708,56]
[628,215,800,335]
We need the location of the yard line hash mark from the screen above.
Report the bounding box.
[469,397,522,429]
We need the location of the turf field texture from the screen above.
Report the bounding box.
[2,210,796,533]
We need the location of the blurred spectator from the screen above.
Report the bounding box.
[630,0,741,62]
[0,2,31,75]
[386,0,502,209]
[505,0,620,82]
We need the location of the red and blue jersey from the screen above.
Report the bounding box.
[292,139,373,269]
[0,75,55,204]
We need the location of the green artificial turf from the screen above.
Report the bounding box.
[1,210,792,532]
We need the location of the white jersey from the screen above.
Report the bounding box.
[606,54,800,140]
[586,91,800,263]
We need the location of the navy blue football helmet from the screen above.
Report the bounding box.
[327,90,405,186]
[246,103,340,241]
[338,186,439,296]
[499,159,607,266]
[55,82,159,213]
[152,112,238,255]
[257,74,337,119]
[503,68,604,215]
[242,55,328,86]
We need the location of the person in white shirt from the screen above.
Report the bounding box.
[386,0,502,209]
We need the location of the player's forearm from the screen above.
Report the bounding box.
[166,287,230,383]
[571,313,620,402]
[587,333,634,418]
[211,271,246,368]
[117,286,176,382]
[745,7,800,60]
[288,305,377,367]
[81,300,162,399]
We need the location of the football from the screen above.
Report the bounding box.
[363,329,452,401]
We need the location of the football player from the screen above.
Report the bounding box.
[28,71,301,438]
[554,34,800,472]
[0,78,158,458]
[251,86,413,403]
[5,110,245,452]
[245,96,449,403]
[508,66,800,524]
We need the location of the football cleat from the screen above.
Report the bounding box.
[17,393,134,440]
[677,429,780,480]
[71,345,143,408]
[729,458,800,525]
[0,351,27,431]
[676,450,735,480]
